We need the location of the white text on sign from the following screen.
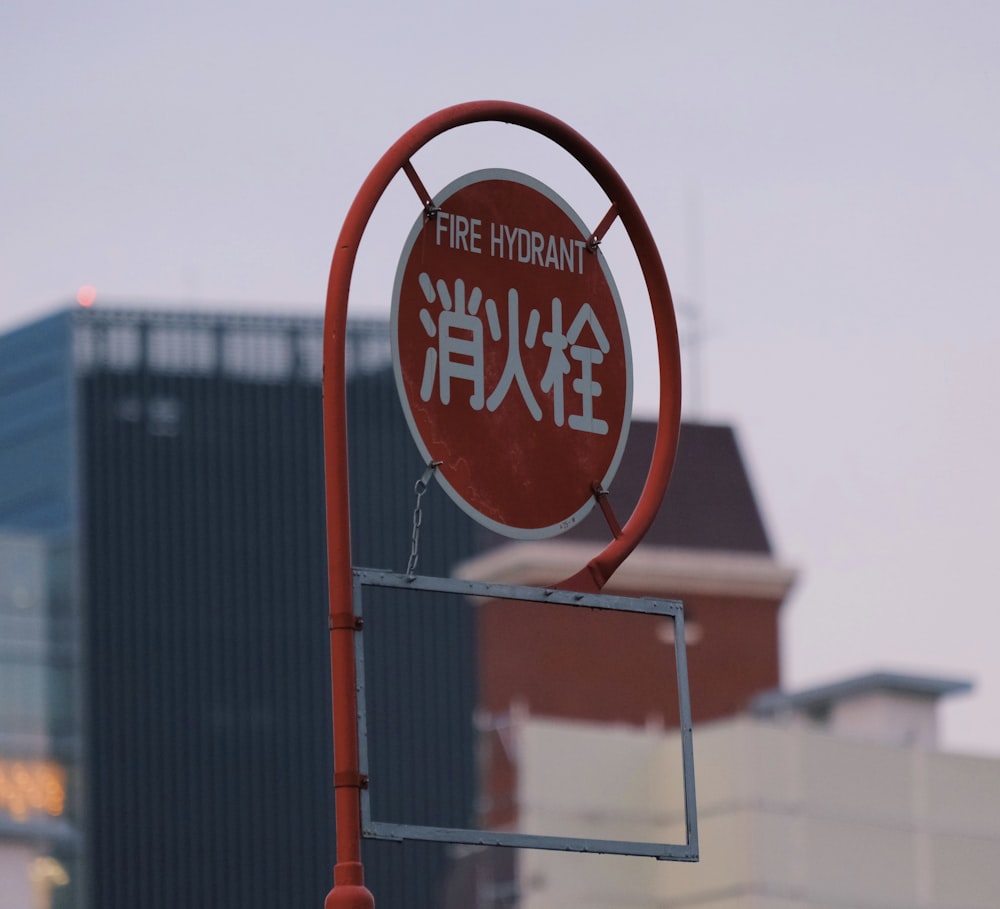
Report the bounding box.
[434,211,587,275]
[415,273,610,436]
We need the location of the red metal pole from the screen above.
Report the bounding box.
[321,101,681,908]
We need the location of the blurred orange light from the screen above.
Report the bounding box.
[0,759,65,820]
[77,285,97,307]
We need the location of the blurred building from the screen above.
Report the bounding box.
[1,304,805,909]
[493,673,993,909]
[461,419,797,830]
[0,307,482,909]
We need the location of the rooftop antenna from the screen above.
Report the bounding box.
[679,186,707,419]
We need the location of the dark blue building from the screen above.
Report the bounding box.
[0,307,481,909]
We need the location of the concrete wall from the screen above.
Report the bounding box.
[512,715,1000,909]
[0,842,35,909]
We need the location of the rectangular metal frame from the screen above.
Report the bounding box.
[351,568,698,861]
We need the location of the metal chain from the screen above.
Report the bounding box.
[406,461,441,578]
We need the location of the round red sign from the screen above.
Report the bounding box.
[391,169,632,539]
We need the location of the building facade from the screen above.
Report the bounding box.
[0,307,483,909]
[459,420,797,831]
[2,304,805,909]
[504,675,994,909]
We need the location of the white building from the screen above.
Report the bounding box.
[507,673,998,909]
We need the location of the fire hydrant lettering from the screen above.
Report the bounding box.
[416,272,609,435]
[432,211,587,275]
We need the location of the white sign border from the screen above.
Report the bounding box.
[390,168,634,540]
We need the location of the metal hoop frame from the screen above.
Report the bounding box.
[322,101,682,909]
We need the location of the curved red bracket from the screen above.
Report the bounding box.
[322,102,680,905]
[324,100,681,594]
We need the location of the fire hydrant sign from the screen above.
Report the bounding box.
[391,169,632,539]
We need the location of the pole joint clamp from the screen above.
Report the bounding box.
[330,612,363,631]
[334,771,369,790]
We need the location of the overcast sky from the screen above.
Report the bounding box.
[3,2,999,755]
